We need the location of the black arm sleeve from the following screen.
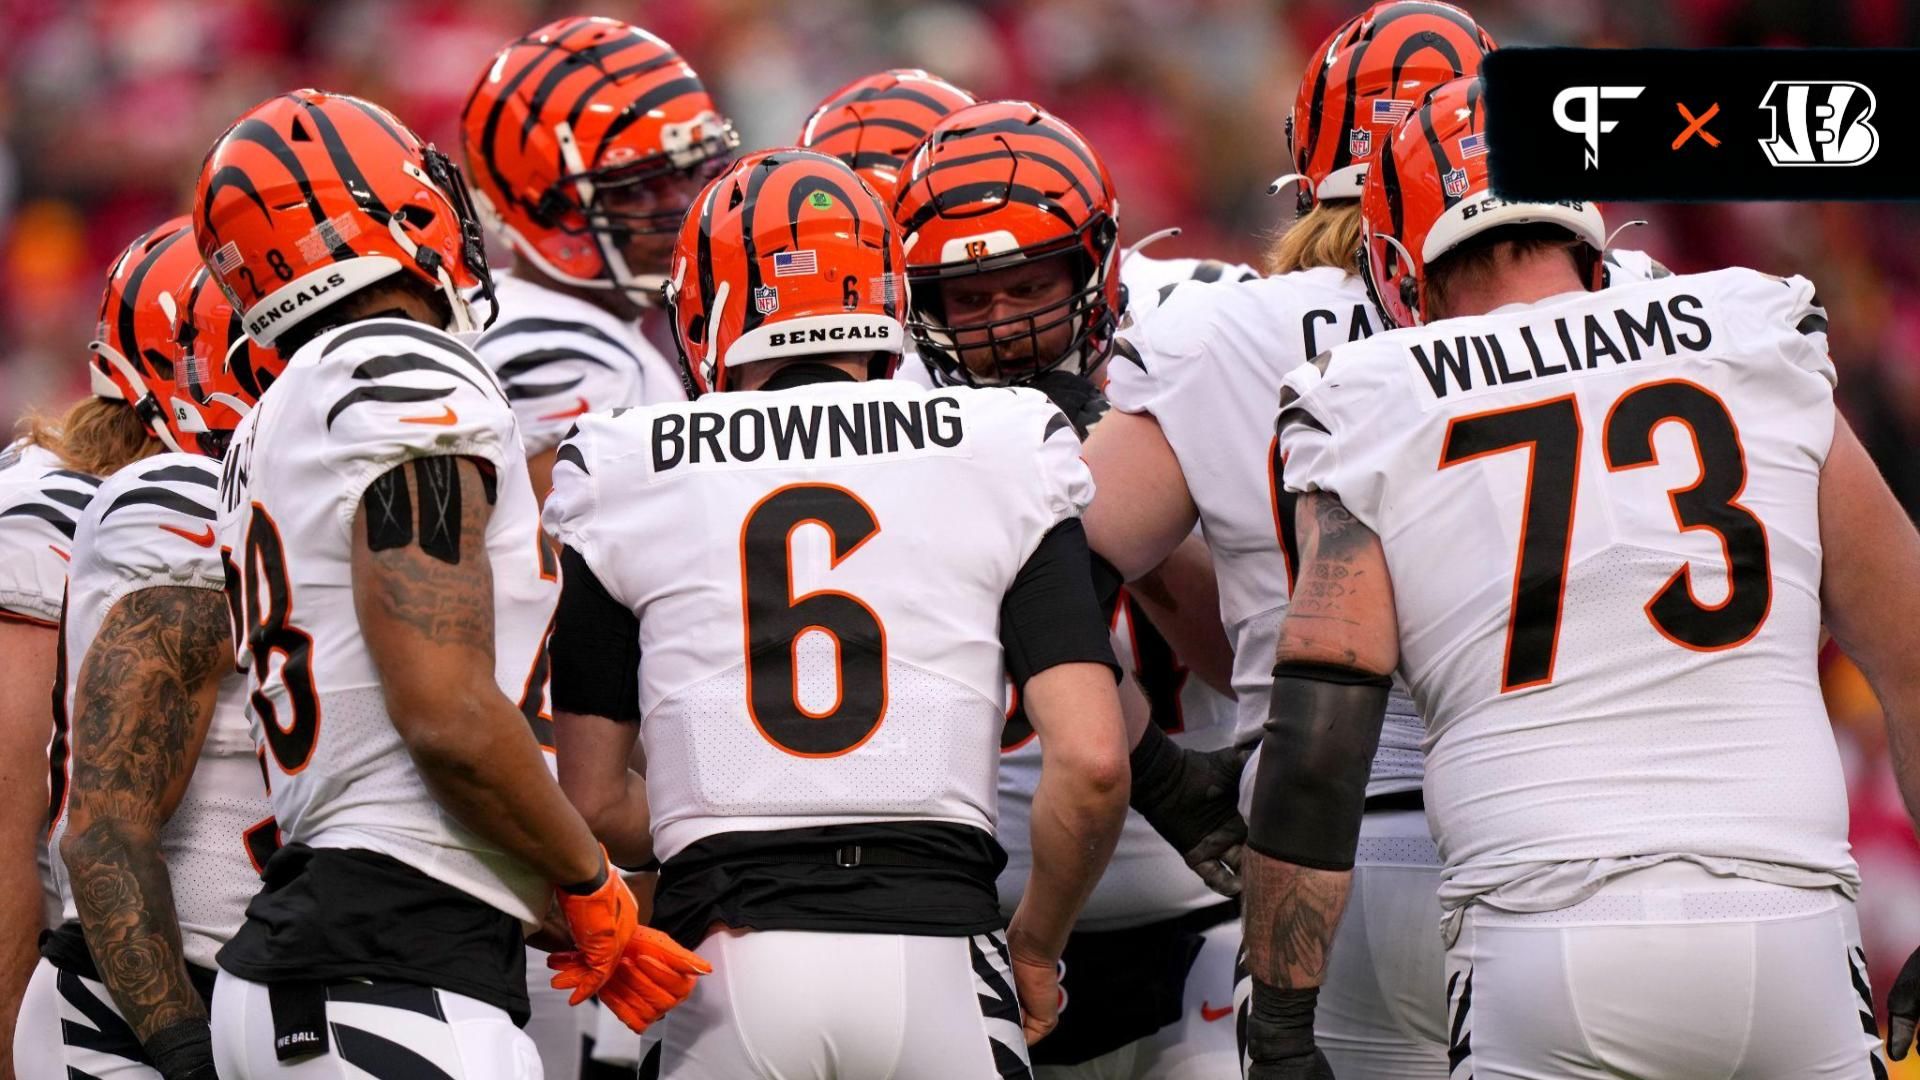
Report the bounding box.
[1246,661,1390,871]
[549,545,642,724]
[1001,518,1120,688]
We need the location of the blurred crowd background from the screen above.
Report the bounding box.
[1,0,1915,1040]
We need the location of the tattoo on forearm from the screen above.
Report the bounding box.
[1244,852,1349,989]
[65,587,229,1039]
[358,459,494,646]
[1278,496,1368,659]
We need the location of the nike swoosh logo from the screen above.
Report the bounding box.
[159,524,216,548]
[537,396,592,422]
[48,545,69,562]
[402,405,460,426]
[1200,1002,1234,1023]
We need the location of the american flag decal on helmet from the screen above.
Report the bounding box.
[773,250,816,277]
[210,241,245,275]
[1372,98,1415,126]
[1458,132,1488,159]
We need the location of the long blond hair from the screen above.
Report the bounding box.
[19,396,160,476]
[1263,200,1366,277]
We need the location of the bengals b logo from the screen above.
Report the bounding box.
[1758,81,1879,167]
[964,239,989,259]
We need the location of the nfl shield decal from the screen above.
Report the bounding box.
[1348,127,1372,159]
[1443,167,1470,198]
[754,285,779,314]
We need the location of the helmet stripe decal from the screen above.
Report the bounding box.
[901,179,1078,235]
[598,77,705,148]
[199,166,272,241]
[296,98,387,237]
[559,53,686,136]
[943,117,1102,201]
[339,97,414,152]
[115,227,188,376]
[736,158,777,334]
[517,36,649,147]
[228,116,352,257]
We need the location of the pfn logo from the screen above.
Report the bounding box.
[1552,86,1645,170]
[1758,81,1878,167]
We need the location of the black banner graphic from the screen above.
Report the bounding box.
[1484,49,1917,201]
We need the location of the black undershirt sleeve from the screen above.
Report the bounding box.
[1001,519,1120,688]
[549,545,642,724]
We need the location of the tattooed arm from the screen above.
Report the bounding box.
[60,586,227,1058]
[352,455,603,888]
[0,619,57,1078]
[1241,493,1398,1077]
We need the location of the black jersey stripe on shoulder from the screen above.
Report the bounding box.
[352,352,487,394]
[554,442,588,475]
[481,318,641,366]
[43,488,93,510]
[48,470,103,487]
[325,384,457,430]
[140,464,218,487]
[495,347,617,381]
[1042,411,1072,442]
[505,375,587,402]
[101,487,216,522]
[321,321,502,401]
[0,502,79,539]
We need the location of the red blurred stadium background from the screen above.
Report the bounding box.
[0,0,1913,1043]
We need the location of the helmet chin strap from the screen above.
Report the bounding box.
[1374,232,1424,325]
[1603,219,1648,251]
[1123,226,1181,266]
[88,341,184,452]
[1267,172,1310,198]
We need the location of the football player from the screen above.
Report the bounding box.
[462,16,738,503]
[544,147,1129,1078]
[7,221,209,1078]
[891,98,1244,1078]
[1252,74,1917,1079]
[192,90,705,1077]
[29,230,285,1080]
[1078,7,1578,1076]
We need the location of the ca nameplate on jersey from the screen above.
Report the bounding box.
[1403,287,1712,410]
[651,392,969,473]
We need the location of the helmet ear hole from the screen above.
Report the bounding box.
[686,312,707,347]
[1400,276,1420,319]
[532,188,571,228]
[395,204,437,231]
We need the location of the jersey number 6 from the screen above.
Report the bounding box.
[740,484,888,757]
[1439,379,1771,692]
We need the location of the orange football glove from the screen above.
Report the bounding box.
[547,927,710,1032]
[550,850,639,1003]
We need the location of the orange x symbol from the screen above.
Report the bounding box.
[1673,102,1721,149]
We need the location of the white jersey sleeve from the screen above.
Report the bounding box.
[1118,253,1262,323]
[473,274,672,455]
[54,453,270,969]
[1103,269,1425,798]
[0,442,98,624]
[307,321,520,533]
[1603,246,1674,286]
[218,318,558,923]
[1281,268,1852,924]
[545,378,1092,862]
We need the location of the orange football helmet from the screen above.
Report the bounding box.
[1280,2,1497,213]
[168,265,287,457]
[462,17,737,303]
[87,217,207,454]
[194,89,494,349]
[798,69,976,204]
[892,100,1122,385]
[1360,76,1607,328]
[664,149,905,395]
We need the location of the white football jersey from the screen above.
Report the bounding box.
[543,377,1092,862]
[473,273,684,454]
[1278,268,1857,921]
[51,453,271,969]
[1118,253,1261,322]
[997,586,1235,929]
[1106,266,1428,799]
[0,440,98,625]
[217,318,559,923]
